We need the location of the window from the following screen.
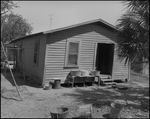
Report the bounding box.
[33,40,40,65]
[65,41,80,67]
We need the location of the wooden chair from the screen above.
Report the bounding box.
[78,104,93,118]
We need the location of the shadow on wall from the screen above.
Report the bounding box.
[1,69,42,88]
[63,86,149,112]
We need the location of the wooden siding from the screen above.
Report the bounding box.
[14,34,47,84]
[112,46,129,79]
[44,24,129,84]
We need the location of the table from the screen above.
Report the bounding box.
[68,75,101,88]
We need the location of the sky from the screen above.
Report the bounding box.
[12,1,127,34]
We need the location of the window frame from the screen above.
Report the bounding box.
[65,40,81,68]
[33,40,40,66]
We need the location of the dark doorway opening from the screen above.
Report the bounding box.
[96,43,115,75]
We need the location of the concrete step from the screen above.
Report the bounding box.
[100,74,111,79]
[104,82,116,85]
[114,79,127,83]
[100,78,116,86]
[101,78,114,82]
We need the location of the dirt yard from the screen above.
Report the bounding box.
[1,70,149,118]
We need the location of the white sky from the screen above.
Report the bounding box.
[12,1,126,34]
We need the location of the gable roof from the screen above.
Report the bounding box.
[10,18,117,43]
[43,18,117,34]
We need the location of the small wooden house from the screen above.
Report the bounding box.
[10,19,129,86]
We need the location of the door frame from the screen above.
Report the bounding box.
[94,42,115,76]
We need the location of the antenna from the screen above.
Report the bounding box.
[49,14,54,30]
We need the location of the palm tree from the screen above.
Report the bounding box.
[116,0,149,66]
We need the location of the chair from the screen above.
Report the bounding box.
[78,104,93,118]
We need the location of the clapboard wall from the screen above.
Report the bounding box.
[44,23,129,84]
[14,34,47,84]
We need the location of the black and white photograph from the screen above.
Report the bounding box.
[1,1,149,118]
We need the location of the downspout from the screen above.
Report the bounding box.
[13,45,15,69]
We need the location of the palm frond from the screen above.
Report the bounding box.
[116,0,149,64]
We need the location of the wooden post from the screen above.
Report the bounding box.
[98,76,100,86]
[22,50,25,81]
[4,47,8,80]
[93,43,97,70]
[15,45,18,72]
[1,41,23,101]
[13,45,15,70]
[4,61,6,80]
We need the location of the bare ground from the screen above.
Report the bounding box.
[1,70,149,118]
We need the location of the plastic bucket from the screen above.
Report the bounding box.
[110,102,122,118]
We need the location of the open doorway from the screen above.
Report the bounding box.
[96,43,115,75]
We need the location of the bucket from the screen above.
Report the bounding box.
[43,82,52,90]
[50,107,69,118]
[54,79,61,89]
[49,82,53,88]
[110,102,123,118]
[71,70,81,76]
[90,70,100,76]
